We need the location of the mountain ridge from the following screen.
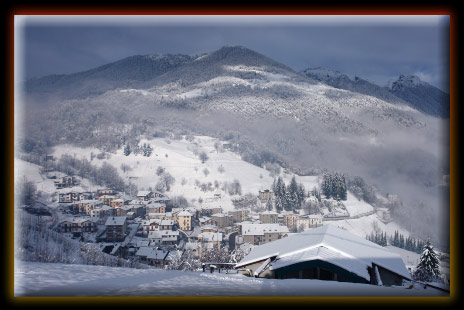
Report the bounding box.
[301,68,449,118]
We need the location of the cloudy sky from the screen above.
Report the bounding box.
[16,15,450,91]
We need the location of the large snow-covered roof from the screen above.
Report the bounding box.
[137,191,152,197]
[236,225,411,281]
[241,223,289,236]
[178,210,193,217]
[105,216,127,226]
[198,232,223,242]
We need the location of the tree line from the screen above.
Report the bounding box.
[321,172,347,201]
[366,229,426,254]
[272,176,306,212]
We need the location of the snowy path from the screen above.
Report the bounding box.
[15,262,447,297]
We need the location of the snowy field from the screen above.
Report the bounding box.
[14,262,447,297]
[325,214,411,241]
[34,136,321,212]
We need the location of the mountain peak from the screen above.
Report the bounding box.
[390,75,426,91]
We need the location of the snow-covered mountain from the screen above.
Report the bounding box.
[25,53,193,100]
[389,75,450,118]
[20,46,448,247]
[301,67,407,105]
[302,68,449,119]
[32,46,424,134]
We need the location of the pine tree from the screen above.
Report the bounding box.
[414,240,441,282]
[321,174,331,198]
[275,195,283,212]
[340,174,347,201]
[265,198,273,211]
[123,144,131,156]
[297,184,306,208]
[393,231,399,247]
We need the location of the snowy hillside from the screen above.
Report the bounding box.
[20,45,448,248]
[25,45,425,134]
[14,261,447,297]
[15,133,415,242]
[48,135,319,212]
[301,67,407,105]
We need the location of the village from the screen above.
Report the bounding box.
[15,148,449,293]
[30,173,335,269]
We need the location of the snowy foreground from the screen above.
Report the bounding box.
[15,262,447,297]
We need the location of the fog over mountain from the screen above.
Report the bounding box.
[19,46,449,248]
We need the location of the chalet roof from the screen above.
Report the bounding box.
[135,247,170,260]
[99,195,117,199]
[241,223,289,236]
[105,216,127,226]
[211,213,229,218]
[198,232,223,242]
[148,230,180,239]
[200,224,218,231]
[142,219,161,225]
[59,216,98,224]
[260,211,278,215]
[235,225,411,281]
[78,199,101,204]
[136,240,150,248]
[160,219,175,226]
[137,191,152,197]
[178,210,193,217]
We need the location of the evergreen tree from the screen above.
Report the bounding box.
[414,240,441,282]
[123,144,131,156]
[340,174,347,201]
[393,231,399,247]
[321,173,332,198]
[265,198,273,211]
[275,195,283,212]
[399,234,405,249]
[297,184,306,208]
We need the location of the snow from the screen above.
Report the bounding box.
[241,223,289,236]
[16,134,411,248]
[343,192,374,216]
[48,136,290,212]
[14,261,447,296]
[236,225,411,281]
[325,214,410,241]
[105,216,127,226]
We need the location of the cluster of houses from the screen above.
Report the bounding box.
[46,175,418,288]
[52,181,325,268]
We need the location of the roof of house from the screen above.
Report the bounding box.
[137,191,152,197]
[260,211,278,215]
[148,230,180,239]
[105,216,127,226]
[198,232,223,242]
[135,247,170,260]
[235,225,411,281]
[211,213,229,218]
[178,210,193,217]
[241,223,289,236]
[200,224,218,231]
[59,216,97,224]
